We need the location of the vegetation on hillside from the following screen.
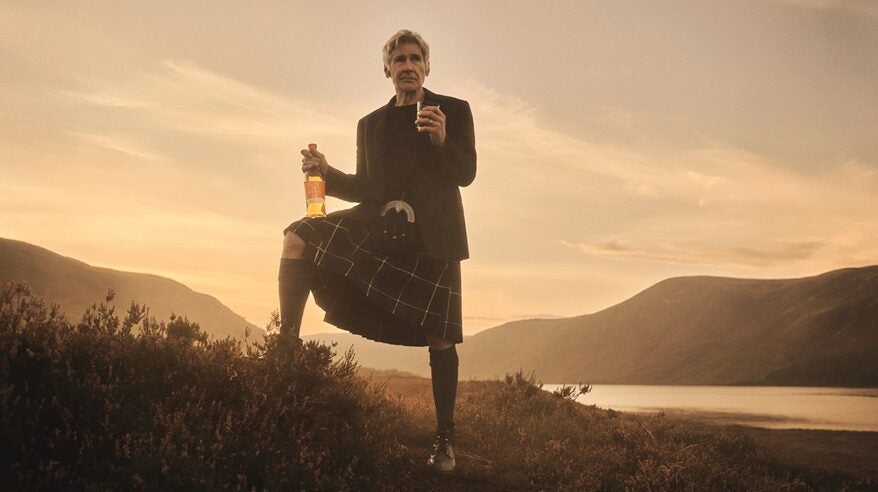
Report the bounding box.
[1,281,873,490]
[379,369,872,491]
[0,282,405,490]
[0,237,258,339]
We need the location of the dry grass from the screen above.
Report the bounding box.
[366,368,876,491]
[3,281,875,490]
[736,427,878,481]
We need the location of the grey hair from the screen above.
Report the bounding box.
[382,29,430,76]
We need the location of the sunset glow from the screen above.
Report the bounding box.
[2,1,876,336]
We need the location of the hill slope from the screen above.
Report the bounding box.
[305,331,431,374]
[0,237,258,339]
[472,266,878,385]
[311,266,878,386]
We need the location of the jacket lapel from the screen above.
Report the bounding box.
[365,97,396,195]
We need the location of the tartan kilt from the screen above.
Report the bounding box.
[284,213,463,347]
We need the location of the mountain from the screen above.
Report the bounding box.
[309,266,878,387]
[305,331,433,374]
[0,237,259,339]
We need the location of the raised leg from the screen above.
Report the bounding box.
[278,231,313,338]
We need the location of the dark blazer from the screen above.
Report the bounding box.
[323,88,477,261]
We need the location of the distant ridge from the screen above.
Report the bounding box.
[309,266,878,387]
[0,237,258,339]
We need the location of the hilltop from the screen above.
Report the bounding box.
[310,266,878,386]
[0,237,258,339]
[5,236,877,386]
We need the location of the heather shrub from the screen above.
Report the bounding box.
[454,370,849,491]
[0,282,406,490]
[2,281,871,490]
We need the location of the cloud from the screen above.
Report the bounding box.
[59,60,354,152]
[839,158,878,182]
[69,131,167,162]
[562,239,825,267]
[596,106,640,129]
[159,60,288,113]
[453,79,808,214]
[772,0,878,17]
[58,91,149,109]
[460,80,653,185]
[465,260,621,282]
[446,77,876,288]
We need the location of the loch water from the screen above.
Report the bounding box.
[542,384,878,432]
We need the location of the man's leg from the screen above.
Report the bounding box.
[278,231,313,338]
[426,334,458,472]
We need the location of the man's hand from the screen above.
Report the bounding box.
[301,144,330,175]
[416,104,446,147]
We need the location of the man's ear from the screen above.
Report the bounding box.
[425,61,430,77]
[384,66,391,78]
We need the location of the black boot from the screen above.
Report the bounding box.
[278,258,314,338]
[428,344,459,472]
[427,427,456,473]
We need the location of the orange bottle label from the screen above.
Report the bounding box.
[304,180,325,200]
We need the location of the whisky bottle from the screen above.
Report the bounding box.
[304,143,326,218]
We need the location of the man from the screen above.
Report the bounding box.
[280,29,476,472]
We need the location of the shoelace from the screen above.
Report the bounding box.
[433,434,452,455]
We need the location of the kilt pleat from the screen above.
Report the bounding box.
[284,215,463,347]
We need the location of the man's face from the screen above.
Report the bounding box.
[386,42,429,93]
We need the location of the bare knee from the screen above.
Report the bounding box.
[425,335,454,351]
[282,231,306,259]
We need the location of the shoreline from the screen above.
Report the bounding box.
[544,383,878,434]
[614,406,878,433]
[661,410,878,479]
[369,370,878,482]
[365,369,878,482]
[738,426,878,480]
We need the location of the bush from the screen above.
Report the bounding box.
[0,282,406,490]
[455,370,854,490]
[2,281,871,490]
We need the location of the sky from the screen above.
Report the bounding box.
[2,0,877,337]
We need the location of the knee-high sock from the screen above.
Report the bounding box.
[429,345,459,433]
[278,258,314,338]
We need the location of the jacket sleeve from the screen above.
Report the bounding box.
[435,100,477,187]
[324,118,377,203]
